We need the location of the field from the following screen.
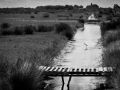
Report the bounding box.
[0,10,84,89]
[0,11,86,28]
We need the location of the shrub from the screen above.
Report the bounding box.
[1,23,10,29]
[55,23,75,40]
[9,59,45,90]
[78,19,84,23]
[0,55,46,90]
[102,30,120,47]
[14,27,24,35]
[101,18,120,36]
[24,25,35,34]
[30,16,35,18]
[38,25,53,32]
[1,29,14,35]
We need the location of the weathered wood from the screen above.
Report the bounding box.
[39,66,113,76]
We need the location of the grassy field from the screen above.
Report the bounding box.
[0,10,84,90]
[0,31,68,90]
[0,12,85,28]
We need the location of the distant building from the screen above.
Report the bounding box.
[88,13,97,20]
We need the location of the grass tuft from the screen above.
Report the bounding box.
[55,23,75,40]
[24,25,35,34]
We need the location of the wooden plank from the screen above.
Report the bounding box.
[58,67,63,72]
[49,67,55,71]
[76,68,79,72]
[89,69,92,72]
[53,67,59,71]
[45,67,51,71]
[72,68,75,72]
[67,68,71,72]
[85,69,88,72]
[42,66,47,71]
[64,68,68,72]
[81,68,84,72]
[56,67,60,72]
[93,69,96,72]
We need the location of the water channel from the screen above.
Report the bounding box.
[47,23,105,90]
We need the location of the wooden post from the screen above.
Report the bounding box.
[61,76,65,85]
[67,75,72,86]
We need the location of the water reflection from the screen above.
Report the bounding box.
[51,24,105,90]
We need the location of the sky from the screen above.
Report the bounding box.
[0,0,120,8]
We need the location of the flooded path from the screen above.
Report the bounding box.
[48,23,105,90]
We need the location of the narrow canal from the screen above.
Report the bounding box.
[47,23,105,90]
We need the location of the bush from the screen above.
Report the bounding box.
[9,59,45,90]
[102,30,120,47]
[1,23,10,29]
[78,19,84,23]
[30,16,35,18]
[55,23,75,40]
[101,18,120,36]
[38,25,53,32]
[1,29,14,35]
[14,27,24,35]
[24,26,35,34]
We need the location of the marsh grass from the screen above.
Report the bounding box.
[0,32,67,90]
[101,17,120,36]
[38,25,53,32]
[24,25,36,34]
[55,23,75,40]
[14,26,24,35]
[0,23,10,29]
[102,41,120,90]
[102,30,120,47]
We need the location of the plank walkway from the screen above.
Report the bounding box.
[39,66,113,76]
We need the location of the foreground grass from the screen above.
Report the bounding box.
[102,41,120,90]
[0,32,67,90]
[101,20,120,90]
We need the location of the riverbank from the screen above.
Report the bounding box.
[101,18,120,90]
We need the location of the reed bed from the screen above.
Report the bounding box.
[0,32,67,90]
[102,41,120,90]
[0,22,76,40]
[101,18,120,89]
[102,30,120,47]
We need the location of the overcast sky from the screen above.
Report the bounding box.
[0,0,120,8]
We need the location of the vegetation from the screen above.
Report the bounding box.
[100,17,120,36]
[0,23,10,29]
[38,25,53,32]
[0,32,67,90]
[102,30,120,47]
[24,25,35,34]
[101,16,120,90]
[0,23,75,40]
[55,23,75,40]
[102,41,120,89]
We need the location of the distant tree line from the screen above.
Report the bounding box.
[0,4,120,14]
[0,5,83,14]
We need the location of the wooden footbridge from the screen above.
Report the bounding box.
[39,66,113,85]
[39,66,113,76]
